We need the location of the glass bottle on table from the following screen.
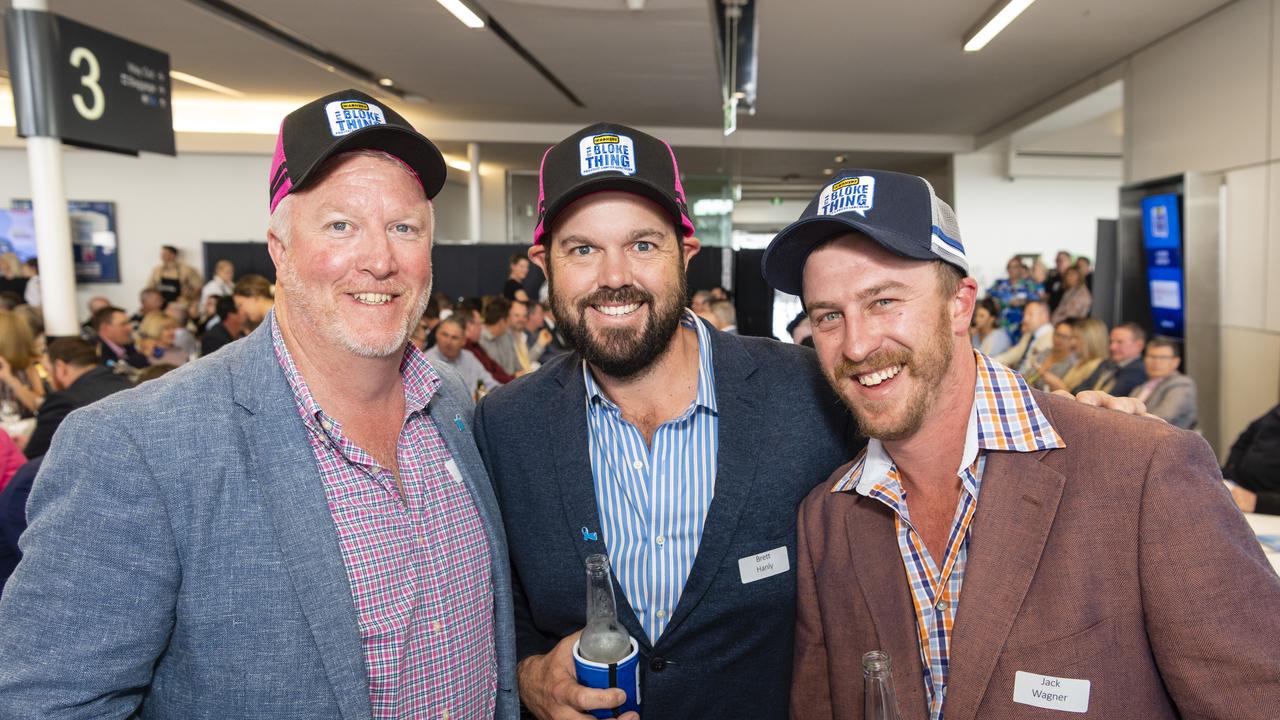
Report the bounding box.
[863,650,902,720]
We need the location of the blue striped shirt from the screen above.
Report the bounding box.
[583,310,719,642]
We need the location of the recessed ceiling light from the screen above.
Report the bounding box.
[169,70,245,98]
[378,78,394,87]
[834,154,846,163]
[436,0,486,29]
[822,168,834,176]
[964,0,1037,52]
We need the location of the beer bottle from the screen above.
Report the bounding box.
[863,650,902,720]
[578,553,631,663]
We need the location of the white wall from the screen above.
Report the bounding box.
[1124,0,1280,454]
[951,148,1120,291]
[0,143,500,320]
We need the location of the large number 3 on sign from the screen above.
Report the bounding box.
[69,46,105,121]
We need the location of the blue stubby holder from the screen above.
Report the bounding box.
[572,636,641,719]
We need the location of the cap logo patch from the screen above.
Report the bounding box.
[579,133,636,176]
[325,99,386,137]
[817,176,876,217]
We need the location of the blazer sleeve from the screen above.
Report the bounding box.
[472,397,557,666]
[791,496,835,720]
[1138,428,1280,718]
[0,406,179,719]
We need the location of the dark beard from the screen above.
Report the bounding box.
[549,265,688,381]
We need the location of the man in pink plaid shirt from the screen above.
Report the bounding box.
[0,90,518,719]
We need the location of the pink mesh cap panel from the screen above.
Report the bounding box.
[269,122,292,214]
[661,140,696,238]
[531,145,555,245]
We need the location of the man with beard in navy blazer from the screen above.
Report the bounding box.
[473,123,860,720]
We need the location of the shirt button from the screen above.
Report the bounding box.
[432,620,443,632]
[655,535,666,546]
[632,460,644,470]
[655,609,667,619]
[321,419,333,430]
[937,599,950,611]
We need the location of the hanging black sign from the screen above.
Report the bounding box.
[5,9,175,156]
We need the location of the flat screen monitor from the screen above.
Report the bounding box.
[1140,193,1184,338]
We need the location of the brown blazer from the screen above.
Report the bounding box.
[792,391,1280,720]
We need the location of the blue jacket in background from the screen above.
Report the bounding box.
[0,322,518,720]
[474,324,861,720]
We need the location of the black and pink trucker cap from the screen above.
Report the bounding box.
[269,89,447,213]
[533,122,696,244]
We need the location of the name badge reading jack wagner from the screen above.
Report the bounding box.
[1013,671,1090,713]
[738,546,789,584]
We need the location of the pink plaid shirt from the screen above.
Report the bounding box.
[272,317,496,719]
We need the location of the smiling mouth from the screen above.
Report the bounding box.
[351,292,395,305]
[855,364,904,387]
[594,302,642,317]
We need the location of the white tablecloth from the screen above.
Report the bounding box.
[1244,512,1280,574]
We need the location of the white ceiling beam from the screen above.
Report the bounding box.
[974,61,1126,151]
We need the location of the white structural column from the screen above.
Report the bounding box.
[467,142,482,242]
[15,0,79,336]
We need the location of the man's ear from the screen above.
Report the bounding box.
[528,243,548,275]
[681,234,702,269]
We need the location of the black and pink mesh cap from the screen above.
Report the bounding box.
[268,89,446,213]
[532,122,696,245]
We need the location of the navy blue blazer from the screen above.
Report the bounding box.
[474,324,861,720]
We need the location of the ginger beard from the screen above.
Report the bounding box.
[547,254,688,380]
[275,248,431,359]
[826,303,955,442]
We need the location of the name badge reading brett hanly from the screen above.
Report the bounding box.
[738,546,789,584]
[1013,671,1090,713]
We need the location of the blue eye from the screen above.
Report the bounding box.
[635,241,654,252]
[572,246,593,256]
[394,223,413,234]
[330,221,349,232]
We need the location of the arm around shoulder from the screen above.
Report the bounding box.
[0,404,179,718]
[1138,427,1280,717]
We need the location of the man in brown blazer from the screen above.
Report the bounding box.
[762,169,1280,719]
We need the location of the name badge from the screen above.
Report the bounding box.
[444,459,464,485]
[1013,671,1090,713]
[738,546,789,584]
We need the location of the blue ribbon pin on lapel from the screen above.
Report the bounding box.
[454,414,466,432]
[581,527,598,542]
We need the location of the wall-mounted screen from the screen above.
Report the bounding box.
[1140,193,1184,338]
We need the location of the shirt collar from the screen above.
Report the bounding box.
[271,310,440,429]
[832,349,1064,494]
[582,309,718,415]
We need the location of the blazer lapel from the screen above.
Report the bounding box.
[660,330,761,641]
[942,450,1066,720]
[548,358,649,647]
[232,325,372,720]
[844,494,930,720]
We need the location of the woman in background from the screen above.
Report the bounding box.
[0,311,44,415]
[1041,317,1108,394]
[970,297,1012,356]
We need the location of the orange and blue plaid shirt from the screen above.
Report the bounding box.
[831,350,1063,720]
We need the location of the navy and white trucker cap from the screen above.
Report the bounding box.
[761,169,968,296]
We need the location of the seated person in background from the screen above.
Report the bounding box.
[91,305,149,371]
[1023,319,1076,390]
[0,434,24,493]
[993,299,1052,376]
[131,288,166,327]
[459,301,515,385]
[970,297,1011,356]
[137,313,190,367]
[1050,266,1092,323]
[1079,321,1148,396]
[478,296,522,376]
[232,273,274,333]
[79,296,111,341]
[709,299,738,334]
[200,296,245,356]
[525,301,567,363]
[987,256,1043,343]
[199,259,235,312]
[1130,336,1197,429]
[1223,404,1280,515]
[164,301,200,359]
[23,338,133,460]
[787,310,814,347]
[0,310,45,415]
[690,289,712,316]
[424,316,499,398]
[1041,317,1108,393]
[0,456,41,596]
